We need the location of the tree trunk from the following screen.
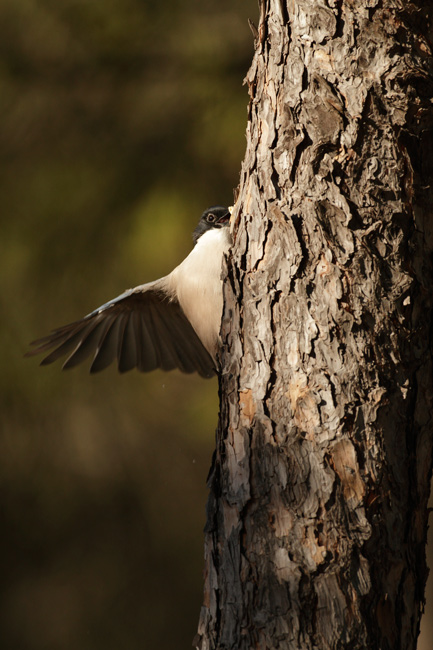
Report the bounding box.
[195,1,433,649]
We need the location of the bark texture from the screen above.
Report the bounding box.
[195,1,433,649]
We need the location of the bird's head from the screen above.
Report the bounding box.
[193,206,230,244]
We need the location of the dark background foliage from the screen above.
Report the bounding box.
[1,2,256,648]
[0,1,431,649]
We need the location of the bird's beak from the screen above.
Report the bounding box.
[216,210,231,226]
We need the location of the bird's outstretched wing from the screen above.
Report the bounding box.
[26,281,216,378]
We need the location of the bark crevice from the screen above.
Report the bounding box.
[196,2,433,649]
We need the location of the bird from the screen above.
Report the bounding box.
[26,206,231,379]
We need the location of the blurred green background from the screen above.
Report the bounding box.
[1,1,432,649]
[0,1,256,648]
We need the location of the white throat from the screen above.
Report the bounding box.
[164,227,231,359]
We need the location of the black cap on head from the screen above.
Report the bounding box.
[193,206,230,244]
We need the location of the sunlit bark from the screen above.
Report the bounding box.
[196,1,433,649]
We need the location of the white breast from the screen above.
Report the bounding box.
[164,228,231,359]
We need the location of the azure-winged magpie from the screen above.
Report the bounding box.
[26,206,231,378]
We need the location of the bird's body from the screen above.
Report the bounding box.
[27,207,231,378]
[165,226,230,358]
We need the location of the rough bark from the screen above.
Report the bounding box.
[195,1,433,649]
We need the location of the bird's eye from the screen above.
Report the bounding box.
[207,213,216,223]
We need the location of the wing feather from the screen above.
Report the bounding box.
[89,317,121,373]
[62,317,114,370]
[147,301,180,371]
[118,313,139,373]
[26,281,216,378]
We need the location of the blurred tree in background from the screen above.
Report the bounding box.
[0,1,256,648]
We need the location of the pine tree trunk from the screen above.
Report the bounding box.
[195,1,433,649]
